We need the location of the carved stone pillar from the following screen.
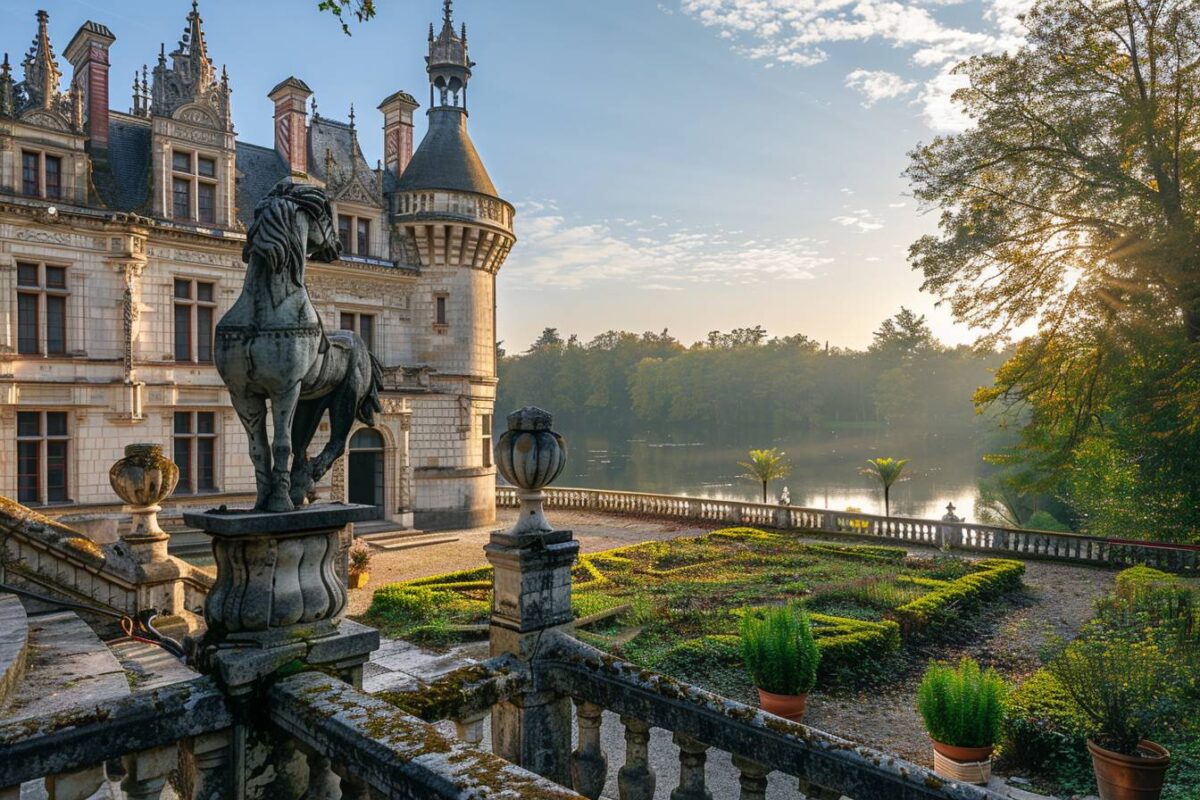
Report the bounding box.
[732,755,769,800]
[571,700,607,800]
[671,734,713,800]
[487,407,575,786]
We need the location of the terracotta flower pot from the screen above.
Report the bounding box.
[348,571,370,590]
[931,739,994,785]
[757,688,807,722]
[1087,739,1170,800]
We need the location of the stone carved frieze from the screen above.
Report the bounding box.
[380,365,435,392]
[11,228,98,249]
[147,246,239,268]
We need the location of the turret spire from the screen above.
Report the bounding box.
[23,9,63,110]
[426,0,474,111]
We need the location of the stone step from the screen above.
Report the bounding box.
[356,528,431,542]
[108,638,198,693]
[361,533,461,551]
[1,610,128,724]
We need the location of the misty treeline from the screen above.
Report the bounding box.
[497,308,1006,438]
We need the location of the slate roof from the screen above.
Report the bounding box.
[92,114,151,213]
[395,107,497,198]
[234,141,289,227]
[306,116,383,207]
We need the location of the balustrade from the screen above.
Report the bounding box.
[499,485,1200,573]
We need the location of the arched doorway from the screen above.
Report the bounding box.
[348,428,385,519]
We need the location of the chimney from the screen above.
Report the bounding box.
[378,90,420,176]
[64,21,115,151]
[268,76,312,176]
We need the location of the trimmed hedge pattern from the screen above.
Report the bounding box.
[893,558,1025,634]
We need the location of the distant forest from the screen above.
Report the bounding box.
[496,308,1007,438]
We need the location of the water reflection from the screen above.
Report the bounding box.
[557,428,984,522]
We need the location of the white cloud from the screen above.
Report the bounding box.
[679,0,1035,130]
[845,69,918,106]
[506,204,832,288]
[831,209,884,232]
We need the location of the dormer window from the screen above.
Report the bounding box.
[22,151,62,200]
[171,149,218,225]
[337,213,372,257]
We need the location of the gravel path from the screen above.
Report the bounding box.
[348,510,1115,774]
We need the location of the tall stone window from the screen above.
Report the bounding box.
[340,311,376,353]
[171,150,219,224]
[174,411,218,494]
[174,278,216,362]
[20,150,62,200]
[17,411,69,505]
[434,294,448,329]
[17,262,68,356]
[337,213,372,256]
[481,413,493,468]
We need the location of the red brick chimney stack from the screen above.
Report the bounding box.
[64,21,116,152]
[378,90,420,176]
[268,77,313,177]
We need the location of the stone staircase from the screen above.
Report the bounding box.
[355,527,460,552]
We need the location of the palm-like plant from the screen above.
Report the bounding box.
[739,448,792,503]
[860,457,909,517]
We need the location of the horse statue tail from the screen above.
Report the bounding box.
[356,351,385,427]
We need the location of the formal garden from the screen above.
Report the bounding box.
[364,527,1200,798]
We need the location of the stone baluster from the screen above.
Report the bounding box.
[120,746,176,800]
[618,716,655,800]
[454,713,487,746]
[571,700,607,799]
[732,755,769,800]
[671,733,712,800]
[331,764,370,800]
[181,730,232,800]
[44,766,106,800]
[300,750,340,800]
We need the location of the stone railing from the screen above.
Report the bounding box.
[497,486,1200,573]
[394,188,515,232]
[384,637,999,800]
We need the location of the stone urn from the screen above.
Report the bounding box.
[109,443,179,563]
[494,406,566,537]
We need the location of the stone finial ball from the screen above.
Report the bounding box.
[494,406,566,492]
[109,443,180,507]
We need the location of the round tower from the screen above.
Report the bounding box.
[393,0,515,529]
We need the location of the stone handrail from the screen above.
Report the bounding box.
[497,486,1200,573]
[0,500,213,622]
[269,671,584,799]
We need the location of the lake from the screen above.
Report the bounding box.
[551,427,987,522]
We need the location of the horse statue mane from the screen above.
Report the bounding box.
[242,180,340,299]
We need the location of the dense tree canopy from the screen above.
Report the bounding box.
[908,0,1200,542]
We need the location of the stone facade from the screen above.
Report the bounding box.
[0,2,513,529]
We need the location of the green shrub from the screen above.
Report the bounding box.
[1025,510,1072,532]
[894,559,1025,635]
[740,605,820,695]
[1048,633,1179,755]
[917,657,1007,748]
[810,614,901,685]
[1002,669,1092,788]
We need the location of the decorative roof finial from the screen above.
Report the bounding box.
[443,0,453,27]
[24,9,63,110]
[348,102,355,130]
[311,95,319,118]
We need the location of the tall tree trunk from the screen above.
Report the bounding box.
[884,486,890,518]
[762,481,767,503]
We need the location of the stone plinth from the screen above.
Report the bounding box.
[183,503,376,652]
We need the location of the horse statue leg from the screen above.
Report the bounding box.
[229,391,272,510]
[303,341,381,491]
[265,382,303,513]
[289,396,329,506]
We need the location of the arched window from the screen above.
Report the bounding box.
[350,429,384,450]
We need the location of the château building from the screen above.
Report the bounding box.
[0,1,513,530]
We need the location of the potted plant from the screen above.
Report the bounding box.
[917,657,1007,784]
[348,541,373,589]
[740,604,820,722]
[1048,636,1174,800]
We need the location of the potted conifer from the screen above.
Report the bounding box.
[348,541,373,589]
[917,657,1007,784]
[740,604,820,722]
[1049,637,1173,800]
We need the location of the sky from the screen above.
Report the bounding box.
[8,0,1033,351]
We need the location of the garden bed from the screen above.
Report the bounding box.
[364,526,1025,693]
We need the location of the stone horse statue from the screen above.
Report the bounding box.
[215,180,383,512]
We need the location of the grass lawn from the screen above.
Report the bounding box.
[363,526,1025,696]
